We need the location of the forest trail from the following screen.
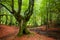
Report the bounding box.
[15,25,58,40]
[0,24,59,40]
[15,32,55,40]
[29,25,60,40]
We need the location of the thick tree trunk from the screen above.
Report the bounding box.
[0,0,34,36]
[13,13,30,36]
[17,20,30,36]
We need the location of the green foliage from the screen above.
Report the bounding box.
[0,0,60,27]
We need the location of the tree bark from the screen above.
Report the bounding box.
[0,0,34,36]
[17,19,30,36]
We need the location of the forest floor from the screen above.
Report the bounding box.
[0,24,60,40]
[15,32,55,40]
[14,25,60,40]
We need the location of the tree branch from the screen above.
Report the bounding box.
[11,0,15,14]
[27,0,34,17]
[18,0,22,14]
[15,0,24,21]
[24,0,31,16]
[0,3,12,13]
[24,0,34,21]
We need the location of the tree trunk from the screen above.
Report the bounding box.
[12,12,30,36]
[0,0,34,36]
[17,20,30,36]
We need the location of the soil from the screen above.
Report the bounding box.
[15,32,55,40]
[0,24,59,40]
[29,25,60,40]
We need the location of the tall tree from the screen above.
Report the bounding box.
[0,0,34,36]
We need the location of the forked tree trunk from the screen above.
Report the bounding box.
[0,0,34,36]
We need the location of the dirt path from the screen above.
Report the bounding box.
[15,32,56,40]
[29,27,60,40]
[0,24,59,40]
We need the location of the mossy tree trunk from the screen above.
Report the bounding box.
[0,0,34,36]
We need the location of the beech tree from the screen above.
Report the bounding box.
[0,0,34,36]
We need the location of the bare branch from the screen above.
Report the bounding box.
[24,0,34,21]
[11,0,15,14]
[18,0,22,14]
[28,0,34,16]
[24,0,31,16]
[0,3,12,13]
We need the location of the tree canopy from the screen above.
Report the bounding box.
[0,0,60,36]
